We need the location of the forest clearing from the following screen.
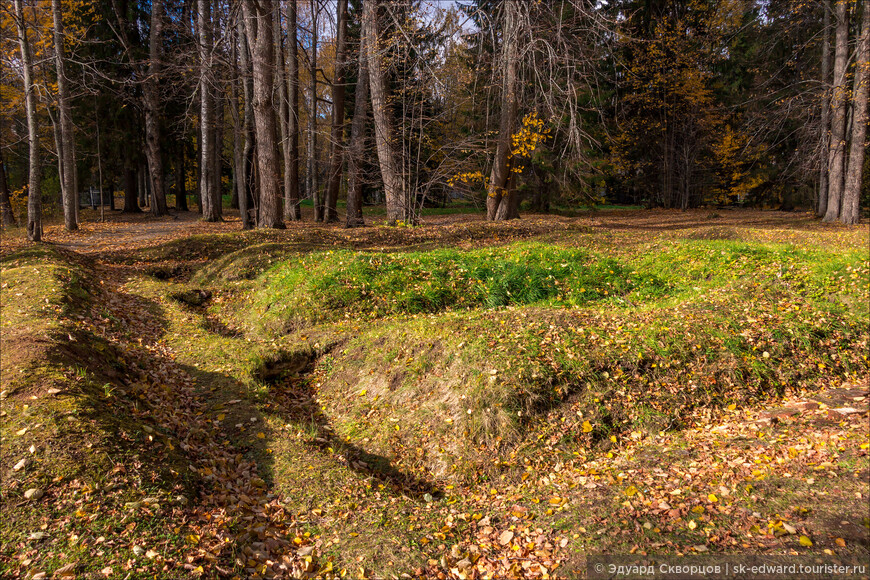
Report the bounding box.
[1,209,868,579]
[3,0,870,577]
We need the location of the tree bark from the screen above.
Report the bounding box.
[364,0,408,224]
[13,0,42,241]
[487,1,520,221]
[52,0,77,230]
[346,30,369,228]
[144,0,168,216]
[239,15,255,229]
[285,0,301,220]
[0,147,17,226]
[275,3,291,222]
[818,0,831,216]
[199,0,220,221]
[231,18,250,228]
[309,0,321,221]
[244,0,284,228]
[325,0,349,223]
[823,0,849,222]
[842,0,869,225]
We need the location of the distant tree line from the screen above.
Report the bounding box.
[1,0,867,241]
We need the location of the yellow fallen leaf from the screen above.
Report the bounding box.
[727,403,736,411]
[624,485,638,497]
[799,535,813,547]
[688,520,697,530]
[256,432,265,439]
[359,389,367,396]
[217,413,225,421]
[708,493,718,503]
[549,497,562,505]
[582,421,593,433]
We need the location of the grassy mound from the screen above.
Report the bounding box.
[202,238,868,481]
[244,243,664,334]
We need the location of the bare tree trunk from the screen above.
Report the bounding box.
[275,3,290,222]
[52,0,77,230]
[824,0,849,222]
[285,0,301,220]
[231,18,250,229]
[244,0,284,228]
[13,0,42,241]
[487,1,519,221]
[325,0,349,223]
[213,76,224,218]
[309,0,321,221]
[346,30,369,228]
[144,0,168,216]
[199,0,219,221]
[0,147,16,226]
[818,0,832,216]
[124,162,140,213]
[842,0,869,225]
[364,0,408,224]
[239,15,255,229]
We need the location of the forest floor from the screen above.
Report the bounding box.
[1,208,868,580]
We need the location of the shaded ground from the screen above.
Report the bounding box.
[1,209,867,579]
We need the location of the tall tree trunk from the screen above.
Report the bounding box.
[124,164,140,213]
[52,0,77,230]
[842,0,869,225]
[239,15,255,229]
[231,18,251,228]
[309,0,321,221]
[364,0,407,224]
[13,0,42,241]
[213,76,224,218]
[325,0,349,223]
[144,0,168,216]
[0,147,17,226]
[275,3,291,222]
[824,0,849,222]
[244,0,284,228]
[285,0,301,220]
[487,1,520,221]
[818,0,832,216]
[346,30,369,228]
[199,0,220,221]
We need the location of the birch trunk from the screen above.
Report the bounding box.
[13,0,42,241]
[199,0,219,221]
